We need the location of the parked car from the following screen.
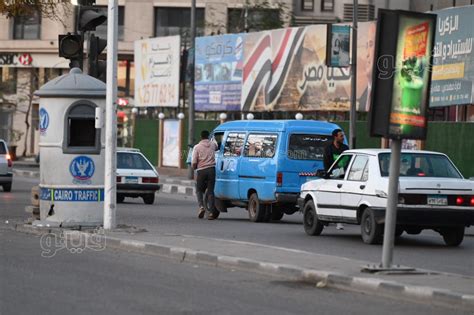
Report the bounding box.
[298,149,474,246]
[211,120,346,222]
[0,139,13,192]
[116,148,161,204]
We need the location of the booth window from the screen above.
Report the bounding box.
[63,101,100,154]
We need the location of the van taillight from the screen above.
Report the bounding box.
[456,197,464,206]
[471,197,474,206]
[116,176,122,183]
[277,172,283,186]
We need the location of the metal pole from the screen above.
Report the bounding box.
[187,0,196,179]
[350,0,358,149]
[381,139,401,268]
[104,0,118,230]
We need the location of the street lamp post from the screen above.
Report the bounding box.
[187,0,196,179]
[349,0,358,150]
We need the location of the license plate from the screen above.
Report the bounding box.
[125,176,139,184]
[427,195,447,206]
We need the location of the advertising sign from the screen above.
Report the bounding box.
[370,10,436,140]
[327,25,351,67]
[162,120,180,168]
[195,34,244,111]
[134,36,180,107]
[430,6,474,107]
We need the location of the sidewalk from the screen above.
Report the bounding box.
[13,222,474,310]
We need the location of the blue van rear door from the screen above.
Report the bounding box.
[215,132,246,199]
[279,133,332,193]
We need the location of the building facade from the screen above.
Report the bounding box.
[0,0,292,157]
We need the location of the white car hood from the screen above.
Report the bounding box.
[399,177,474,194]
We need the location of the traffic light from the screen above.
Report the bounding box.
[58,33,83,69]
[78,6,107,32]
[88,34,107,81]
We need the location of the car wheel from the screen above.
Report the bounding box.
[117,194,125,203]
[2,183,12,192]
[395,226,404,237]
[248,192,266,222]
[405,227,422,235]
[303,200,324,236]
[361,208,383,244]
[441,227,464,246]
[271,208,284,221]
[143,194,155,205]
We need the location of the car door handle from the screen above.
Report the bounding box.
[360,185,366,190]
[337,183,343,188]
[220,161,224,171]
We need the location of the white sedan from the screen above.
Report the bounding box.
[298,149,474,246]
[117,148,162,204]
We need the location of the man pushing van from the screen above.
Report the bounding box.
[192,130,219,220]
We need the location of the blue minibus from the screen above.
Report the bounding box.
[211,120,345,222]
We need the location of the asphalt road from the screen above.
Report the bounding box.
[1,228,465,315]
[2,175,474,277]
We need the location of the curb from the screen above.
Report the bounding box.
[13,170,196,197]
[14,223,474,310]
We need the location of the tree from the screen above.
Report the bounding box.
[0,0,71,23]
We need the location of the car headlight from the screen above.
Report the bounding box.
[375,190,388,198]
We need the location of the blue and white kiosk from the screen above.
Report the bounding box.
[34,68,106,227]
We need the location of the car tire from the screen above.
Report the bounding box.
[361,208,383,244]
[303,200,324,236]
[2,183,12,192]
[143,194,155,205]
[248,193,266,222]
[441,227,464,246]
[117,194,125,203]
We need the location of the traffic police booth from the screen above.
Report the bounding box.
[34,68,106,227]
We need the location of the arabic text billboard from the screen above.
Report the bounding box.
[430,6,474,107]
[194,34,244,111]
[134,36,180,107]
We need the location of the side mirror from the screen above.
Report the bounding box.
[316,169,327,178]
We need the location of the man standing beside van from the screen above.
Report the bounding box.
[192,130,219,220]
[323,128,349,230]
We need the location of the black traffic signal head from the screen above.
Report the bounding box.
[59,33,83,69]
[79,7,107,31]
[88,34,107,81]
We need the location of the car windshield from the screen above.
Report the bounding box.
[378,153,462,178]
[118,152,153,170]
[288,134,332,160]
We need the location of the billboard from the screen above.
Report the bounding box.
[134,36,180,107]
[327,25,351,67]
[430,6,474,107]
[193,22,376,112]
[370,10,436,140]
[194,34,244,111]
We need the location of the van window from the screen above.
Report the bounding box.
[212,132,224,150]
[288,134,331,160]
[244,134,277,158]
[223,132,245,157]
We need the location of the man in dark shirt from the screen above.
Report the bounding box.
[323,128,349,230]
[323,129,349,171]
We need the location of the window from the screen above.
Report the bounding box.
[91,6,124,41]
[63,101,101,154]
[244,134,278,158]
[211,132,224,150]
[0,141,7,154]
[378,153,462,178]
[118,153,153,170]
[223,133,245,157]
[328,154,352,179]
[301,0,314,11]
[288,134,332,160]
[321,0,334,12]
[13,10,41,39]
[227,8,280,33]
[0,67,17,94]
[155,7,205,44]
[348,155,369,181]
